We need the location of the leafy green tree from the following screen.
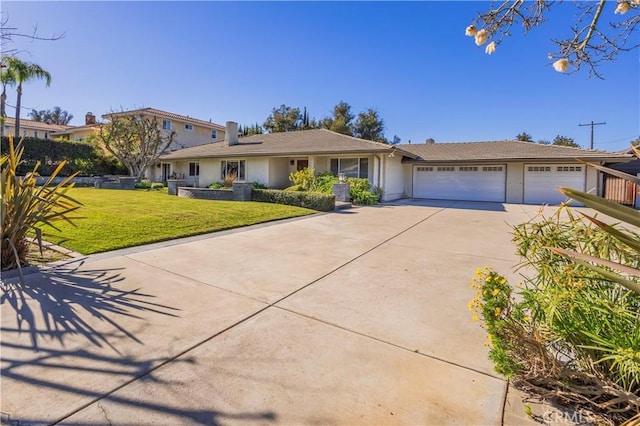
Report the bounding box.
[240,122,264,136]
[391,135,401,145]
[28,106,73,125]
[537,139,551,145]
[516,132,533,142]
[263,104,302,133]
[4,57,52,139]
[97,112,175,180]
[552,135,581,148]
[353,109,386,143]
[321,101,354,135]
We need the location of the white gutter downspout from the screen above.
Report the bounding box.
[375,154,383,190]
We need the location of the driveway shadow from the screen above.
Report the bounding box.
[388,198,508,211]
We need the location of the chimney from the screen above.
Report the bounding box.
[225,121,239,146]
[85,112,96,125]
[425,138,435,144]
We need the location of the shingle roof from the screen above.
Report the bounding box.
[399,140,631,162]
[160,129,415,160]
[52,124,100,135]
[102,108,226,130]
[3,118,72,132]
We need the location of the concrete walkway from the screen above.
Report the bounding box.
[2,200,555,425]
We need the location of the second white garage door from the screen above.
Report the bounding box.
[413,165,506,202]
[524,164,585,205]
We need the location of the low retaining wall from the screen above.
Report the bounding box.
[33,176,97,186]
[94,176,137,190]
[176,182,254,201]
[178,187,233,200]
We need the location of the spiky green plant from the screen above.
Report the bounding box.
[1,136,81,272]
[553,151,640,296]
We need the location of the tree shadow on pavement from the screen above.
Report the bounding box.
[1,260,180,352]
[0,260,277,425]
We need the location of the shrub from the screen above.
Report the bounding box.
[150,182,164,190]
[135,179,152,189]
[0,136,126,176]
[252,189,335,211]
[283,185,304,192]
[1,137,82,272]
[347,178,380,205]
[208,182,224,189]
[289,167,316,191]
[314,172,339,194]
[223,171,237,188]
[471,206,640,424]
[253,181,268,189]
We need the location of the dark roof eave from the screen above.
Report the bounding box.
[161,148,404,161]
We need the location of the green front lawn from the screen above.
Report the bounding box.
[44,188,314,254]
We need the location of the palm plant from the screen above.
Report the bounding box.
[0,56,16,137]
[1,136,81,274]
[4,57,51,139]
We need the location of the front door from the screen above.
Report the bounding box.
[162,163,171,183]
[296,159,309,171]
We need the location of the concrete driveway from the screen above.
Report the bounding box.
[2,200,552,425]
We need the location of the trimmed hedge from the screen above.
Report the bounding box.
[0,136,126,176]
[253,189,335,211]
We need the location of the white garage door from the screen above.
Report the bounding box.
[524,164,585,205]
[413,165,506,202]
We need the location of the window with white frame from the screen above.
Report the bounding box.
[211,130,218,140]
[221,160,245,181]
[162,120,172,131]
[185,124,193,131]
[189,162,200,176]
[330,158,368,179]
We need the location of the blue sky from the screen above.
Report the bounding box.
[3,1,638,150]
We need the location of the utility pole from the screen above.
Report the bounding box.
[579,120,606,149]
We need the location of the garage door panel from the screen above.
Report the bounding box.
[524,164,585,205]
[413,165,505,202]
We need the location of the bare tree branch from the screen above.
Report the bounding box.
[467,1,640,78]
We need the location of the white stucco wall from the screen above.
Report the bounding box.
[382,155,405,201]
[403,164,414,198]
[198,159,220,187]
[269,158,291,189]
[586,165,598,195]
[505,162,524,204]
[247,158,269,185]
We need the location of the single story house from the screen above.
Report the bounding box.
[159,122,631,205]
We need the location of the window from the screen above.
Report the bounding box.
[211,130,217,140]
[44,132,49,139]
[557,166,581,172]
[189,162,200,177]
[528,166,551,172]
[185,124,193,131]
[221,160,246,181]
[416,166,433,172]
[330,157,368,178]
[162,120,172,131]
[459,166,478,172]
[482,166,503,172]
[436,166,455,172]
[34,131,39,138]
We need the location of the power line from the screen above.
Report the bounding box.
[579,120,606,149]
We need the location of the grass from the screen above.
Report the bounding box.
[42,188,315,254]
